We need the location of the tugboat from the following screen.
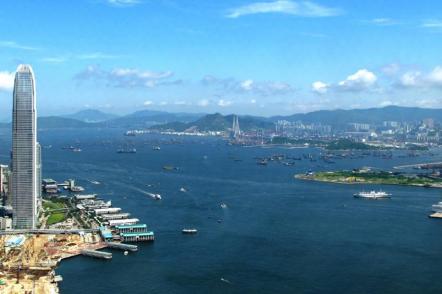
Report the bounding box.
[182,228,198,234]
[354,190,391,199]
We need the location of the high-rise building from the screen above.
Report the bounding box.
[11,64,37,229]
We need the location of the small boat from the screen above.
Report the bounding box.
[124,251,128,256]
[146,192,161,200]
[179,187,187,192]
[152,146,161,150]
[70,186,85,192]
[117,148,137,154]
[182,228,198,234]
[257,160,268,166]
[220,203,227,209]
[90,180,100,185]
[72,148,82,152]
[354,190,391,199]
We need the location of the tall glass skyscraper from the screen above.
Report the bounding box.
[12,64,37,229]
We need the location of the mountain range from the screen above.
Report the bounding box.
[0,106,440,131]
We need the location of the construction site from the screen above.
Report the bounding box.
[0,232,105,294]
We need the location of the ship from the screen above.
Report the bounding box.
[182,228,198,234]
[146,192,162,200]
[117,148,137,154]
[152,146,161,150]
[354,190,391,199]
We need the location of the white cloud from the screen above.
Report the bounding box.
[311,81,328,94]
[202,75,293,96]
[41,56,68,63]
[381,63,400,76]
[427,66,442,86]
[379,100,394,107]
[77,52,122,60]
[369,18,398,26]
[421,19,442,28]
[0,40,39,51]
[159,101,168,106]
[197,99,210,107]
[0,71,14,91]
[338,69,377,91]
[218,99,232,107]
[106,0,140,7]
[240,79,254,91]
[397,66,442,88]
[226,0,342,18]
[399,71,422,87]
[143,100,154,106]
[75,65,176,88]
[250,99,257,104]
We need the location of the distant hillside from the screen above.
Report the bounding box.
[38,117,93,129]
[101,110,205,128]
[64,109,119,123]
[271,106,442,127]
[151,113,274,132]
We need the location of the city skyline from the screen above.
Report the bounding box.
[0,1,442,116]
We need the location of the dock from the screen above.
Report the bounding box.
[80,249,112,259]
[106,242,138,251]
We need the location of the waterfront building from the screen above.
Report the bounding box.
[0,216,12,230]
[0,165,11,206]
[120,231,154,242]
[11,65,38,229]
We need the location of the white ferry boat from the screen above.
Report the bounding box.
[146,192,162,200]
[354,190,391,199]
[182,228,198,234]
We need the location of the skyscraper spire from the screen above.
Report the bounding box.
[12,64,37,229]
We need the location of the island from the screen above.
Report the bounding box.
[295,170,442,188]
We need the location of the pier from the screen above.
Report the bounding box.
[394,161,442,170]
[80,249,112,260]
[106,242,138,251]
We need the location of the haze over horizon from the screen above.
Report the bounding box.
[1,0,442,117]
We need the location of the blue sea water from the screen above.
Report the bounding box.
[1,128,442,293]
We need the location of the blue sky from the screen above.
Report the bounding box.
[1,0,442,117]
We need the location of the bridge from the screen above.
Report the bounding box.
[0,229,99,235]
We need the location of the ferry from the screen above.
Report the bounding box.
[146,192,162,200]
[117,148,137,154]
[354,190,391,199]
[182,228,198,234]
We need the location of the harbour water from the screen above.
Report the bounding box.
[2,128,442,293]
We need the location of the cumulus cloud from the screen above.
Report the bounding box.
[337,69,377,91]
[311,69,377,94]
[143,100,154,106]
[202,75,293,96]
[396,66,442,88]
[218,99,232,107]
[226,0,342,18]
[197,99,210,107]
[399,71,422,87]
[74,65,177,88]
[0,71,15,91]
[311,81,329,94]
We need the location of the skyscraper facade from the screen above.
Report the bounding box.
[12,64,37,229]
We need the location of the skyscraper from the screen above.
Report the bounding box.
[12,64,37,229]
